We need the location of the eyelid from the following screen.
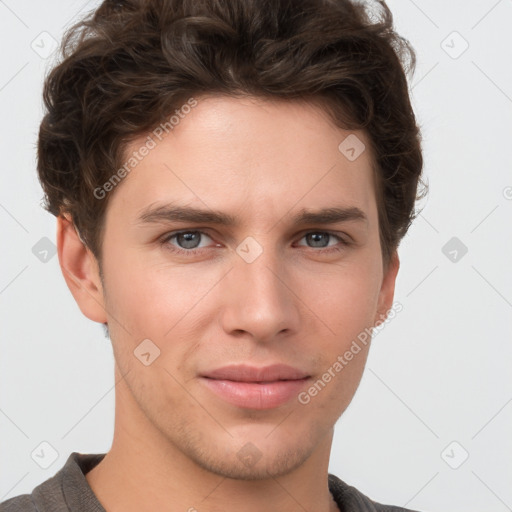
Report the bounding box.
[160,228,352,255]
[160,229,216,248]
[294,229,353,245]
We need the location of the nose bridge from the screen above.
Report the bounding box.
[240,248,284,305]
[220,238,300,340]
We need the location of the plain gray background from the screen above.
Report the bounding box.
[1,1,511,511]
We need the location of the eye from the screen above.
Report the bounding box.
[159,229,351,257]
[161,230,216,256]
[296,231,350,253]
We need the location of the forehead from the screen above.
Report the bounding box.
[107,95,377,225]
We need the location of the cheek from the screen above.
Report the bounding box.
[297,343,371,427]
[102,231,382,349]
[102,251,224,342]
[305,261,381,344]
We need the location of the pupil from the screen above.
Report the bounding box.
[178,232,200,249]
[308,233,328,247]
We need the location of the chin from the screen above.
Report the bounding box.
[192,446,312,481]
[174,423,317,481]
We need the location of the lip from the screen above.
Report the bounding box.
[202,364,309,382]
[199,364,310,410]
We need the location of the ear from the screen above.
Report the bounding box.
[373,250,400,327]
[56,214,108,324]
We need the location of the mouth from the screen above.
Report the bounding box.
[199,364,311,410]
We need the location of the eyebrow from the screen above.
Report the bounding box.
[137,203,368,228]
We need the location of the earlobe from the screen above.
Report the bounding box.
[56,214,108,324]
[374,251,400,326]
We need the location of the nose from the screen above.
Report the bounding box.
[219,245,301,343]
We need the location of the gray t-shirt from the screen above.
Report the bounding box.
[0,452,419,511]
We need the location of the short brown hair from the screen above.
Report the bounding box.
[37,0,426,270]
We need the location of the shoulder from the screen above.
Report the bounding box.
[0,495,37,512]
[0,452,106,512]
[0,469,65,512]
[328,473,422,512]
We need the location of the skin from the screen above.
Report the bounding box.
[58,94,399,512]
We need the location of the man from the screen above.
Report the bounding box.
[1,0,426,510]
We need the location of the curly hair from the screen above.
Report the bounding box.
[37,0,426,271]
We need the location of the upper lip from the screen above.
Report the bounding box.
[201,364,310,382]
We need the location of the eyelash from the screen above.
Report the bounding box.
[159,230,352,257]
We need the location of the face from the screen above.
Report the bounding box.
[76,95,398,479]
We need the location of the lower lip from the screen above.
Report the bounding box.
[200,377,310,409]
